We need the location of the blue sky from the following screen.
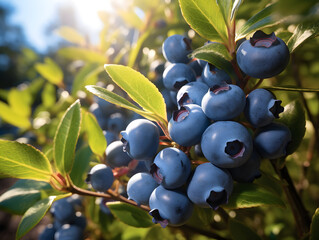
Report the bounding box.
[0,0,114,52]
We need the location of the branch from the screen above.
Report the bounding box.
[271,160,311,237]
[65,175,150,211]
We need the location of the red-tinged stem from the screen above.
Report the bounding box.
[65,175,151,212]
[247,78,264,94]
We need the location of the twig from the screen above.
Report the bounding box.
[65,175,150,211]
[271,160,311,237]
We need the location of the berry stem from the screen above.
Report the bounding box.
[65,175,151,212]
[271,160,311,238]
[247,78,264,94]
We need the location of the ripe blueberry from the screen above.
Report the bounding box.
[168,104,210,147]
[120,119,160,161]
[149,185,193,227]
[201,84,246,121]
[187,162,233,209]
[105,140,132,168]
[162,34,192,63]
[254,122,291,159]
[127,173,159,206]
[244,88,284,128]
[236,30,290,79]
[86,164,114,192]
[201,121,253,168]
[163,63,196,91]
[150,147,191,189]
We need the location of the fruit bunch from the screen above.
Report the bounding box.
[120,31,291,228]
[82,31,292,229]
[38,195,86,240]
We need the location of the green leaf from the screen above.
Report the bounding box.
[276,100,306,155]
[72,64,103,97]
[0,101,31,129]
[236,3,280,41]
[254,170,283,196]
[0,180,51,215]
[178,0,228,43]
[190,42,236,78]
[70,146,92,187]
[231,0,243,20]
[42,83,56,108]
[8,89,32,117]
[104,65,167,121]
[287,22,319,53]
[144,226,175,240]
[16,195,69,239]
[229,219,261,240]
[217,0,232,26]
[35,57,63,86]
[54,26,86,46]
[0,140,53,182]
[84,112,107,157]
[58,47,106,64]
[223,183,286,209]
[310,208,319,240]
[107,202,154,228]
[54,100,82,175]
[128,30,151,68]
[85,86,160,123]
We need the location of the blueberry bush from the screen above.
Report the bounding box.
[0,0,319,239]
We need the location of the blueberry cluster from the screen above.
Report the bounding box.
[85,31,292,229]
[122,31,292,228]
[38,195,86,240]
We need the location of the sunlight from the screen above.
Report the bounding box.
[69,0,114,29]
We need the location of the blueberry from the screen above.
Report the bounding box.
[201,121,253,168]
[107,112,127,133]
[127,173,159,205]
[187,162,233,209]
[162,34,192,63]
[66,194,83,209]
[197,59,208,69]
[163,63,196,91]
[168,104,210,147]
[150,147,191,189]
[228,149,261,183]
[89,103,108,129]
[254,122,291,159]
[176,82,209,107]
[189,59,204,76]
[103,130,118,145]
[161,89,177,110]
[54,224,83,240]
[244,88,284,128]
[50,198,75,224]
[86,164,114,192]
[236,30,290,79]
[127,160,150,177]
[202,63,231,87]
[201,84,246,121]
[39,224,55,240]
[105,140,132,168]
[149,185,193,227]
[70,212,87,229]
[120,119,160,161]
[99,198,112,215]
[170,90,178,107]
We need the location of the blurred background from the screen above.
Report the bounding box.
[0,0,318,239]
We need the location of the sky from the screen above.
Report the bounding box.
[0,0,115,52]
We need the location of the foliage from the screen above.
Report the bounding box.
[0,0,318,239]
